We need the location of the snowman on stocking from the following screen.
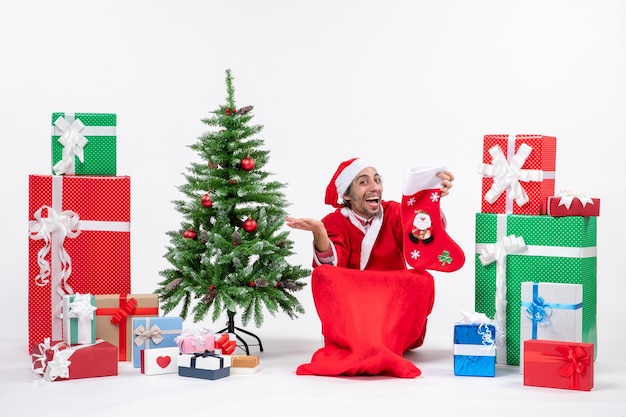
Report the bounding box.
[401,165,465,272]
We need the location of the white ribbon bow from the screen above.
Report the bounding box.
[31,338,71,382]
[67,293,97,323]
[557,189,595,209]
[32,338,103,382]
[52,116,89,175]
[458,311,500,347]
[28,206,80,290]
[479,143,543,208]
[478,235,527,267]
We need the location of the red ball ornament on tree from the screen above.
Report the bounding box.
[201,194,213,208]
[248,281,255,287]
[240,156,255,171]
[242,218,257,233]
[183,229,197,240]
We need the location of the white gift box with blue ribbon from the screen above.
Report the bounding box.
[519,281,583,373]
[453,316,497,377]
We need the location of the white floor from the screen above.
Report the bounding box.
[3,328,625,417]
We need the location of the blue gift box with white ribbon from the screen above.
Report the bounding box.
[453,323,496,377]
[520,281,583,373]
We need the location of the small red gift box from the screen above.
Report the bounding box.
[214,333,237,354]
[547,191,600,217]
[31,339,118,382]
[479,134,557,215]
[523,339,594,391]
[28,175,131,351]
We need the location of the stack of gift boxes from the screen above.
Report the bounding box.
[453,134,598,391]
[28,112,259,382]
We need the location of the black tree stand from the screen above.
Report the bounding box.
[216,310,264,355]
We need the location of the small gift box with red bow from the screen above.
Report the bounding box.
[214,333,237,354]
[131,316,183,368]
[547,190,600,217]
[63,293,97,345]
[175,327,215,354]
[178,351,231,380]
[523,339,594,391]
[31,338,118,382]
[141,346,180,376]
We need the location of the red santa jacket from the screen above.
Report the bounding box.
[317,200,407,271]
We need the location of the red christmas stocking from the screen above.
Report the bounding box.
[401,165,465,272]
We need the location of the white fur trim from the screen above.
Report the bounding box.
[335,158,377,199]
[402,164,448,195]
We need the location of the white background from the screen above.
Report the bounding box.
[1,1,625,415]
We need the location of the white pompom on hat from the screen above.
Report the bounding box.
[325,157,377,208]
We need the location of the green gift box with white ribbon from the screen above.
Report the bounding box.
[474,213,597,366]
[51,112,117,175]
[62,293,97,345]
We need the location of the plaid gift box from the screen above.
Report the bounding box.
[475,213,596,365]
[51,112,116,176]
[28,175,131,351]
[478,134,556,215]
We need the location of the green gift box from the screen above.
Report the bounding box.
[51,112,117,175]
[474,213,597,365]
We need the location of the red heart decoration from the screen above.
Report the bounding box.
[156,356,171,368]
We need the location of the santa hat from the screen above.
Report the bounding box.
[324,157,377,208]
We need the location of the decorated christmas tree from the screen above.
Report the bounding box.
[156,69,309,342]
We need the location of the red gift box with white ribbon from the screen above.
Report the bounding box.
[547,190,600,217]
[28,175,131,352]
[31,338,118,382]
[479,134,557,215]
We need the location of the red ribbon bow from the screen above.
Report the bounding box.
[110,297,138,325]
[555,345,590,389]
[215,334,237,354]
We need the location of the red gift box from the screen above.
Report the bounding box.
[31,339,118,382]
[523,339,594,391]
[547,192,600,217]
[479,134,557,215]
[28,175,131,351]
